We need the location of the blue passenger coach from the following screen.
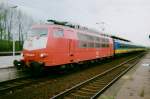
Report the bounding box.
[112,36,145,54]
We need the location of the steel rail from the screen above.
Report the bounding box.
[50,53,145,99]
[91,55,142,99]
[0,75,31,95]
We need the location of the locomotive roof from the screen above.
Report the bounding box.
[110,35,131,42]
[35,20,131,42]
[47,20,111,37]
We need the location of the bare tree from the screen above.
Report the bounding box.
[0,3,4,40]
[0,2,36,51]
[17,10,23,47]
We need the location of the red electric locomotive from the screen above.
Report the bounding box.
[14,20,114,73]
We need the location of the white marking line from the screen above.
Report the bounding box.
[142,63,150,67]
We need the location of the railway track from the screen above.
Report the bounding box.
[0,70,56,95]
[0,52,145,98]
[51,53,144,99]
[0,76,33,95]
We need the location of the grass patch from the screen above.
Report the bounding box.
[139,88,145,97]
[100,95,115,99]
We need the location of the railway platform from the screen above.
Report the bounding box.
[0,55,21,69]
[99,52,150,99]
[0,55,24,82]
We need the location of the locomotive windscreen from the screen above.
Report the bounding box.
[24,28,48,50]
[27,28,48,38]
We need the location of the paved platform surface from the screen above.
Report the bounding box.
[99,52,150,99]
[0,68,21,82]
[0,55,21,68]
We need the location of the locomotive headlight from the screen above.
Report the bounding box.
[20,53,24,59]
[21,53,23,57]
[40,53,47,58]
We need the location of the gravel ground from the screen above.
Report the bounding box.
[0,53,143,99]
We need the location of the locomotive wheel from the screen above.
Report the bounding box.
[30,62,44,77]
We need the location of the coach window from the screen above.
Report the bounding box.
[99,37,102,42]
[78,33,87,41]
[106,44,109,47]
[106,39,109,43]
[88,42,94,48]
[95,37,100,42]
[87,35,94,42]
[102,38,105,43]
[53,29,64,38]
[102,43,105,47]
[80,41,87,48]
[77,33,88,48]
[95,37,100,48]
[87,35,94,48]
[95,43,100,48]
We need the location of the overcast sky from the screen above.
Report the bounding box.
[6,0,150,46]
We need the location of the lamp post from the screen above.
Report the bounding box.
[10,6,18,56]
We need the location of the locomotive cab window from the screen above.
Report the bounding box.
[53,29,64,38]
[27,28,48,37]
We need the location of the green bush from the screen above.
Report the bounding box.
[0,40,23,52]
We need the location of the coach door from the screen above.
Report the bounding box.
[65,30,75,63]
[52,28,69,65]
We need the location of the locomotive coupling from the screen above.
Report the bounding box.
[13,60,25,70]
